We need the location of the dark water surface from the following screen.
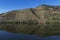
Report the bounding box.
[0,31,60,40]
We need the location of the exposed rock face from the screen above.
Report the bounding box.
[0,4,60,36]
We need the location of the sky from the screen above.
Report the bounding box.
[0,0,60,13]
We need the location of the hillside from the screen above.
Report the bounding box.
[0,4,60,36]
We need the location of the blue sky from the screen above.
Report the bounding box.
[0,0,60,13]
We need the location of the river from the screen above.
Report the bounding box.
[0,31,60,40]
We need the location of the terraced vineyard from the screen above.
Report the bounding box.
[0,4,60,36]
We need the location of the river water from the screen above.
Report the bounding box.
[0,31,60,40]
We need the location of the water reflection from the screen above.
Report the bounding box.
[0,31,60,40]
